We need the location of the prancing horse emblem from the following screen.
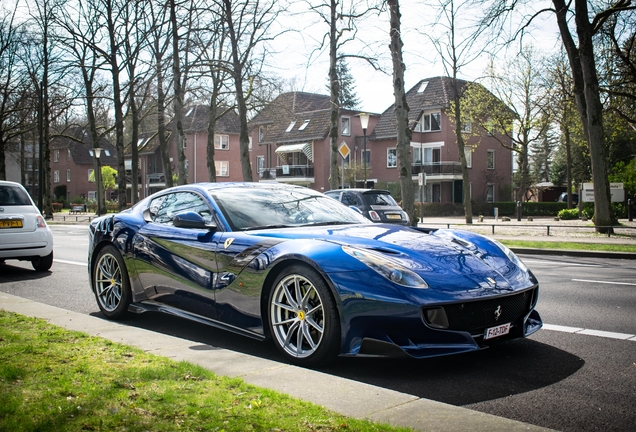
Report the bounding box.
[494,305,502,321]
[224,238,235,249]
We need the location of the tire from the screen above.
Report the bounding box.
[268,264,340,366]
[92,245,131,319]
[32,251,53,272]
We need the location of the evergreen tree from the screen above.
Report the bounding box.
[328,59,360,109]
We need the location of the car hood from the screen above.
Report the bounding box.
[252,223,536,295]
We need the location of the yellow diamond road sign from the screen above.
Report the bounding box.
[338,142,350,159]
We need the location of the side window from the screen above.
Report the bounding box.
[149,192,211,225]
[342,192,360,206]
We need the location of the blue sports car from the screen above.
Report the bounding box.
[88,182,542,366]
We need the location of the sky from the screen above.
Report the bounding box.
[270,1,563,114]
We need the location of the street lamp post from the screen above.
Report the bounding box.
[358,113,370,186]
[94,147,103,216]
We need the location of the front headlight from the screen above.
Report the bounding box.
[493,240,527,271]
[342,246,428,288]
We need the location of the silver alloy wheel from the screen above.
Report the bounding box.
[270,274,325,358]
[94,252,123,312]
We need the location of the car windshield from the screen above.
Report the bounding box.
[362,192,399,206]
[0,184,32,206]
[210,186,370,231]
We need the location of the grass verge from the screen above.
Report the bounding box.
[500,240,636,253]
[0,311,407,432]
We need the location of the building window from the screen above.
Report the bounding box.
[104,149,111,156]
[215,161,229,177]
[53,170,60,183]
[214,134,229,150]
[362,149,370,165]
[88,191,97,200]
[53,150,59,162]
[487,150,495,169]
[88,169,94,182]
[414,112,441,132]
[340,117,351,136]
[387,148,397,168]
[257,156,264,171]
[259,126,265,142]
[249,136,252,151]
[285,121,296,132]
[298,119,310,131]
[67,169,71,182]
[464,147,472,168]
[67,149,71,160]
[486,184,494,202]
[461,121,471,133]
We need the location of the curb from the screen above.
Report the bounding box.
[510,247,636,260]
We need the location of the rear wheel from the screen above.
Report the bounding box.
[32,251,53,272]
[92,245,131,319]
[268,265,340,366]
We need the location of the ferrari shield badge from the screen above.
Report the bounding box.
[224,237,235,249]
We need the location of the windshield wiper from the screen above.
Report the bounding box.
[301,221,358,227]
[242,224,293,231]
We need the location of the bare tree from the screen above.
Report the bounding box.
[387,0,414,225]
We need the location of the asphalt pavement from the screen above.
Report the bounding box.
[2,213,633,431]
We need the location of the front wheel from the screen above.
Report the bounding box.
[268,265,340,366]
[92,245,131,319]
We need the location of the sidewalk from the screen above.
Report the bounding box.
[0,292,553,431]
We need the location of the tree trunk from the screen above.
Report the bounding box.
[328,0,340,191]
[388,0,415,226]
[170,0,187,186]
[207,93,218,182]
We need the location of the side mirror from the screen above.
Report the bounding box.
[173,212,217,231]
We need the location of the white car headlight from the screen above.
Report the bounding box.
[342,246,428,288]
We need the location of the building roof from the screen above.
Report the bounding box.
[249,92,334,145]
[371,76,469,140]
[49,126,118,166]
[181,105,241,134]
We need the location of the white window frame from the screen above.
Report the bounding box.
[285,121,296,132]
[486,183,495,202]
[259,126,265,142]
[67,169,71,182]
[298,119,310,131]
[67,149,71,160]
[53,170,60,183]
[464,147,472,168]
[53,150,59,162]
[340,116,351,136]
[362,149,370,165]
[88,169,94,183]
[215,161,229,177]
[387,148,397,168]
[214,134,229,150]
[487,150,495,170]
[461,121,471,133]
[414,112,441,132]
[88,191,97,200]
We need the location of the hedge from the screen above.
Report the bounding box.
[419,201,569,217]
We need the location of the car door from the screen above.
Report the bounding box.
[132,191,222,319]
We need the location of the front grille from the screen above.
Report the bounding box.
[434,288,535,335]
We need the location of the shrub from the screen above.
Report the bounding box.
[557,208,579,220]
[51,202,63,212]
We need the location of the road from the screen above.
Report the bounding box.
[1,224,635,432]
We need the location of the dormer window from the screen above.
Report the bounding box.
[285,121,296,132]
[298,119,310,131]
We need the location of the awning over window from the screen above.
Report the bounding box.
[275,142,313,162]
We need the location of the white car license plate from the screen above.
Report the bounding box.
[484,323,511,340]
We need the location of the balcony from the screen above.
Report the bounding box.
[412,162,462,178]
[147,173,166,184]
[259,165,314,182]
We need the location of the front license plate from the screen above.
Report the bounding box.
[386,214,401,220]
[484,323,511,340]
[0,219,23,229]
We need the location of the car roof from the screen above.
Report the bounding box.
[327,189,391,194]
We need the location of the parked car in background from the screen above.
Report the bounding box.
[557,192,579,206]
[0,180,53,271]
[87,182,541,366]
[324,188,409,225]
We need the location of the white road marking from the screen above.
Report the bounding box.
[54,259,87,267]
[543,324,635,341]
[572,279,636,287]
[521,259,601,267]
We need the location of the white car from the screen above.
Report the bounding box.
[0,180,54,271]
